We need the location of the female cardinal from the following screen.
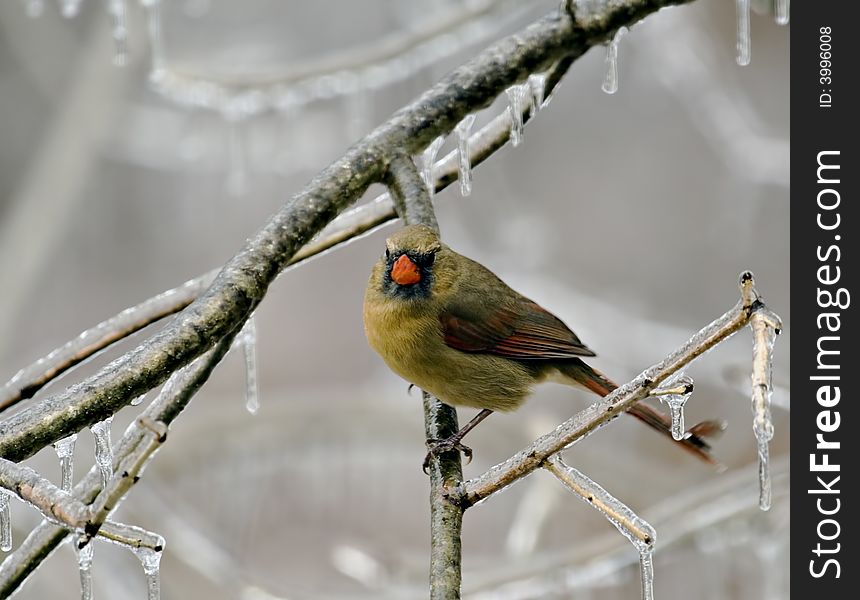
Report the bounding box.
[363,224,719,468]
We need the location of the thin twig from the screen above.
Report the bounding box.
[457,272,769,508]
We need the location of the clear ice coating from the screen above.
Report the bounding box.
[106,0,129,67]
[752,321,778,511]
[548,456,656,600]
[134,546,164,600]
[53,433,78,492]
[640,548,655,600]
[76,540,94,600]
[505,84,529,147]
[239,316,260,415]
[421,136,446,198]
[0,489,11,552]
[775,0,789,25]
[91,417,114,490]
[602,26,628,94]
[658,374,694,441]
[454,114,477,197]
[527,73,548,117]
[736,0,751,65]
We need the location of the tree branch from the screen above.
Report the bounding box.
[386,148,464,599]
[456,271,770,508]
[0,336,233,597]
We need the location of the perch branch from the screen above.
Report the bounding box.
[0,336,233,597]
[0,55,575,415]
[386,151,464,599]
[456,271,773,508]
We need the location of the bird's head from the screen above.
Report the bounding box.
[380,224,443,300]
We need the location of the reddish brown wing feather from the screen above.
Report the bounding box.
[441,301,596,359]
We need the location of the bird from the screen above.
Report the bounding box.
[363,224,722,470]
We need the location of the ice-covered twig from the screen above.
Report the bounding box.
[545,456,656,600]
[457,271,777,507]
[749,305,781,511]
[84,418,168,547]
[0,459,91,530]
[0,338,233,597]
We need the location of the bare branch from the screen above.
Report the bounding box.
[457,272,769,508]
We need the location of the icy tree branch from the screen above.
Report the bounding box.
[455,271,776,508]
[0,337,233,597]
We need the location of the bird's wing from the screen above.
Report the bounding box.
[440,299,596,359]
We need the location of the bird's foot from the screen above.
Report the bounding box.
[423,437,473,473]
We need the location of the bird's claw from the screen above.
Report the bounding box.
[422,438,473,473]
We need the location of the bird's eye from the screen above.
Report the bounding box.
[385,248,391,259]
[424,252,435,266]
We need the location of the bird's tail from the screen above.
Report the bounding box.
[560,359,723,466]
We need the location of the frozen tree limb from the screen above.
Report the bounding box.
[0,460,163,554]
[455,271,776,508]
[0,337,233,597]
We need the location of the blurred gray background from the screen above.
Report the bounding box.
[0,0,788,598]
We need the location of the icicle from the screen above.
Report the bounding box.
[142,0,166,73]
[421,136,445,198]
[602,27,628,94]
[656,374,694,441]
[134,546,164,600]
[454,114,477,197]
[60,0,83,17]
[76,541,94,600]
[91,417,114,490]
[751,316,778,511]
[239,316,259,415]
[736,0,751,66]
[639,548,655,600]
[54,433,78,492]
[546,456,656,600]
[106,0,129,67]
[527,73,548,117]
[0,489,11,552]
[130,393,146,406]
[505,84,529,147]
[775,0,789,25]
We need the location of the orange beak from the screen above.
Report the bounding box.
[391,254,421,285]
